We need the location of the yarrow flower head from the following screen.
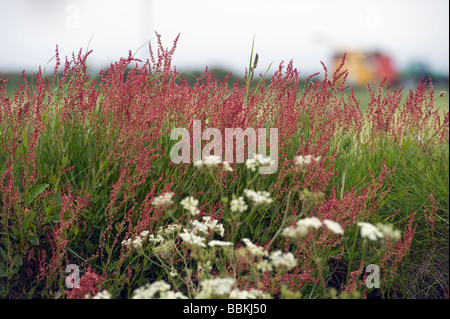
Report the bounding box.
[151,192,174,208]
[269,250,298,270]
[179,229,206,247]
[229,288,271,299]
[294,155,321,171]
[323,219,344,235]
[132,281,187,299]
[294,154,321,165]
[91,290,112,299]
[208,240,234,247]
[245,153,274,172]
[180,196,201,216]
[243,189,273,205]
[121,232,150,251]
[195,156,233,172]
[222,161,233,172]
[282,217,323,238]
[230,196,248,213]
[256,260,273,272]
[375,223,401,241]
[190,216,225,237]
[196,277,235,299]
[242,238,268,257]
[357,222,384,241]
[203,155,222,167]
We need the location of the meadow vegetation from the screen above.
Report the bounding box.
[0,34,448,299]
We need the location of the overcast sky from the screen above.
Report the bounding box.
[0,0,448,77]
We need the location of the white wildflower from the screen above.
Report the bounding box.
[208,240,234,247]
[230,196,248,213]
[197,277,235,299]
[282,217,323,238]
[151,192,174,207]
[92,290,112,299]
[180,196,201,216]
[140,230,150,239]
[242,238,268,257]
[148,233,164,244]
[323,219,344,235]
[269,251,297,270]
[132,281,186,299]
[157,223,182,237]
[376,223,401,241]
[357,222,384,241]
[194,160,204,168]
[222,161,233,172]
[245,153,274,172]
[229,288,271,299]
[169,267,178,277]
[298,217,323,229]
[161,291,188,299]
[152,239,175,257]
[121,238,132,247]
[132,235,145,250]
[256,260,274,272]
[179,229,206,247]
[243,189,273,205]
[203,155,222,167]
[294,155,321,167]
[191,216,225,237]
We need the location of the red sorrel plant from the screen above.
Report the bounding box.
[65,265,105,299]
[0,32,447,298]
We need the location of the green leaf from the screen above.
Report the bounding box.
[28,234,39,246]
[11,255,23,275]
[254,223,264,237]
[26,184,49,205]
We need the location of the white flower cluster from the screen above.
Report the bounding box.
[180,196,201,216]
[282,217,344,238]
[230,196,248,213]
[245,154,274,172]
[268,250,297,270]
[357,222,384,241]
[132,280,187,299]
[255,250,298,272]
[196,277,270,299]
[243,189,273,205]
[280,217,401,243]
[196,277,235,298]
[156,223,182,237]
[86,290,112,299]
[179,216,227,248]
[229,288,271,299]
[208,240,234,247]
[194,155,233,172]
[179,230,207,247]
[151,192,175,208]
[358,222,402,242]
[375,223,402,241]
[121,229,154,250]
[242,238,268,257]
[191,216,225,237]
[294,154,322,167]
